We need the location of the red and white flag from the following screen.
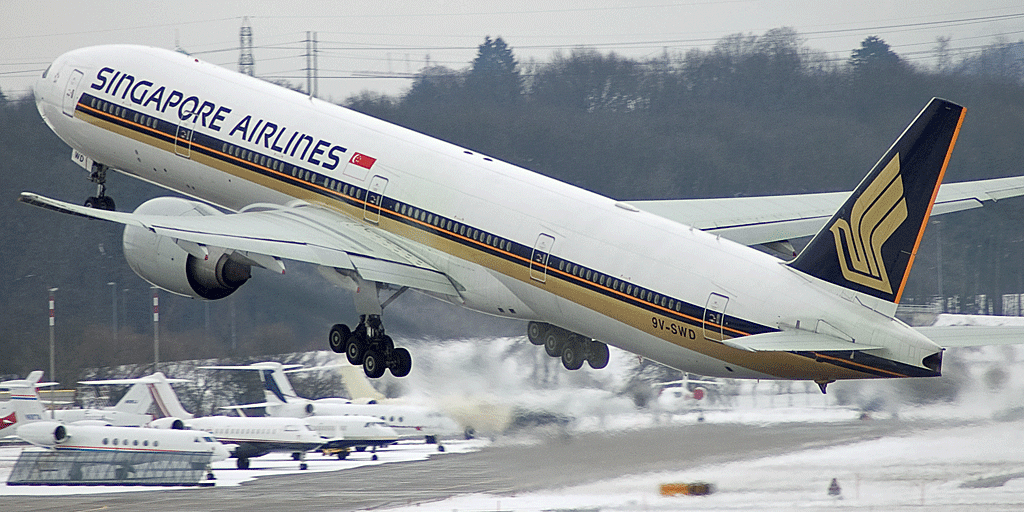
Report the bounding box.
[350,152,377,170]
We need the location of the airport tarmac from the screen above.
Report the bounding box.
[0,416,959,512]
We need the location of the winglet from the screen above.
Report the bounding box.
[788,98,966,303]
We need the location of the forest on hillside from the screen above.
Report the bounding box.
[2,29,1024,385]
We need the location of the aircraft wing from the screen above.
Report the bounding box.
[627,176,1024,246]
[19,192,459,296]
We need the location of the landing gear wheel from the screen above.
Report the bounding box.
[587,341,610,369]
[329,324,350,354]
[391,347,412,377]
[345,336,364,365]
[299,463,308,470]
[84,196,115,211]
[561,338,585,370]
[363,349,386,379]
[544,332,564,357]
[237,457,250,469]
[527,322,546,345]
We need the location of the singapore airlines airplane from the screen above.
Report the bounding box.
[24,45,1024,393]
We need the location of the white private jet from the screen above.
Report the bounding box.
[200,362,459,446]
[24,45,1024,394]
[121,371,323,469]
[0,372,228,482]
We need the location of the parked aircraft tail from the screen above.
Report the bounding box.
[788,98,966,303]
[0,371,49,430]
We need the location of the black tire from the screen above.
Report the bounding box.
[391,347,412,377]
[381,335,395,353]
[337,451,348,460]
[544,331,564,357]
[561,338,585,370]
[363,349,386,378]
[300,463,308,470]
[84,197,100,209]
[329,324,350,354]
[527,322,546,345]
[345,335,364,365]
[99,196,115,211]
[237,457,250,469]
[587,340,610,369]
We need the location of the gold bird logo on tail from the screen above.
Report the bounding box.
[829,154,908,294]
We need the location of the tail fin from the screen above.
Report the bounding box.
[111,379,155,414]
[336,365,386,402]
[145,372,194,419]
[789,98,966,303]
[0,371,48,429]
[260,367,301,405]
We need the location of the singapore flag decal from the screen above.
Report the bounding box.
[350,152,377,170]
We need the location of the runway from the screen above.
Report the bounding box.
[1,418,914,511]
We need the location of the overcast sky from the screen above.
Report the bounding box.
[2,1,1023,102]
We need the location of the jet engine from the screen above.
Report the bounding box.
[16,421,69,446]
[149,417,185,430]
[123,197,251,300]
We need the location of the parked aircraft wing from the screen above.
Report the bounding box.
[19,192,459,296]
[627,175,1024,247]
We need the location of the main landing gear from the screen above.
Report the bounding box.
[84,162,115,211]
[528,321,610,371]
[329,314,412,378]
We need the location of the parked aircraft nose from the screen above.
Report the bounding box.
[210,439,230,462]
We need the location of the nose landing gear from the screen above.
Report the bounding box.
[84,162,115,211]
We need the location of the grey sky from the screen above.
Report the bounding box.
[2,1,1023,102]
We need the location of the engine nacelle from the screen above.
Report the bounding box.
[17,421,69,446]
[148,417,185,430]
[123,197,251,300]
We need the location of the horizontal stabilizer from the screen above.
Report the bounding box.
[915,325,1024,348]
[722,330,881,352]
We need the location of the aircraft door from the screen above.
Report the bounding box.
[364,175,389,223]
[702,292,729,342]
[174,107,197,158]
[62,69,84,117]
[530,233,555,283]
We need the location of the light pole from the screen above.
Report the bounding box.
[47,287,58,384]
[107,282,117,346]
[151,286,160,371]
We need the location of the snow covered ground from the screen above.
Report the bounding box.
[0,438,489,496]
[381,419,1024,512]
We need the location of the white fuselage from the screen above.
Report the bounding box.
[16,420,229,462]
[183,416,323,455]
[32,45,943,382]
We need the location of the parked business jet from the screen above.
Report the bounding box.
[201,362,459,445]
[1,372,228,481]
[122,371,323,469]
[25,45,1024,393]
[45,372,192,426]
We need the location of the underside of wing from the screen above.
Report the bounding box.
[627,175,1024,247]
[19,192,459,296]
